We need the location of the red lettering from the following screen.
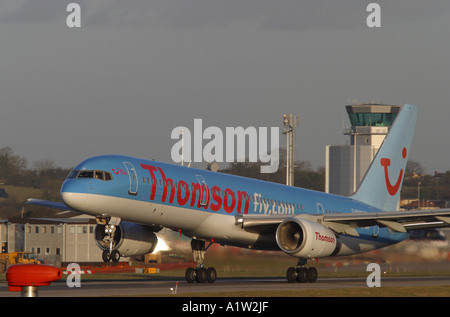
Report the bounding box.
[167,179,175,203]
[177,180,190,206]
[315,232,335,243]
[210,186,222,211]
[237,190,249,214]
[139,163,249,215]
[112,168,126,175]
[158,167,175,203]
[140,164,158,200]
[223,188,236,214]
[190,183,202,207]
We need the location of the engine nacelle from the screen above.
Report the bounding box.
[276,217,338,258]
[95,222,158,257]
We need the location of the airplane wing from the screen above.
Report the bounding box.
[323,208,450,232]
[235,208,450,237]
[25,198,74,211]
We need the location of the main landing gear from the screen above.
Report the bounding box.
[286,258,318,283]
[185,239,217,283]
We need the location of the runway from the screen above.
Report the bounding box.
[1,275,450,297]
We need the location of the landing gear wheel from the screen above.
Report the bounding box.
[206,267,217,283]
[196,267,207,283]
[185,267,196,283]
[285,258,318,283]
[102,250,111,263]
[307,267,318,283]
[296,267,308,283]
[111,250,121,263]
[286,267,297,283]
[185,267,216,283]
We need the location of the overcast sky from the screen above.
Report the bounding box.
[0,0,449,174]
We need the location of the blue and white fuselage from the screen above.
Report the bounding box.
[28,104,450,282]
[61,154,406,254]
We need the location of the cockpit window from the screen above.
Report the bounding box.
[67,169,80,179]
[67,170,113,181]
[95,171,104,180]
[78,170,94,179]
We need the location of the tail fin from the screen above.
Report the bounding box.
[351,104,418,211]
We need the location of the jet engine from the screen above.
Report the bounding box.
[276,217,338,258]
[95,221,158,257]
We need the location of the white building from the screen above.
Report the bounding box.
[0,216,105,266]
[325,104,401,196]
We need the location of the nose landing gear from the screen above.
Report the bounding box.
[96,216,122,263]
[102,249,121,263]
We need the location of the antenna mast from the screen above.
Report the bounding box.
[282,114,300,186]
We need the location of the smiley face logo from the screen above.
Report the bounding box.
[380,147,407,196]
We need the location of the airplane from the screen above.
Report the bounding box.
[26,104,450,283]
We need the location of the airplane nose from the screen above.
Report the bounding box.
[61,181,89,211]
[62,192,88,211]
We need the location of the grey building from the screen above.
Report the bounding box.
[0,216,106,266]
[325,103,401,196]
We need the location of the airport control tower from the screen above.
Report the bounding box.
[325,103,401,196]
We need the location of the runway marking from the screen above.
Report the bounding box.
[1,275,450,297]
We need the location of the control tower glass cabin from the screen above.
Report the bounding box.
[325,104,401,196]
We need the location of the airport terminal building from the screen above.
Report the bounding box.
[0,216,104,266]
